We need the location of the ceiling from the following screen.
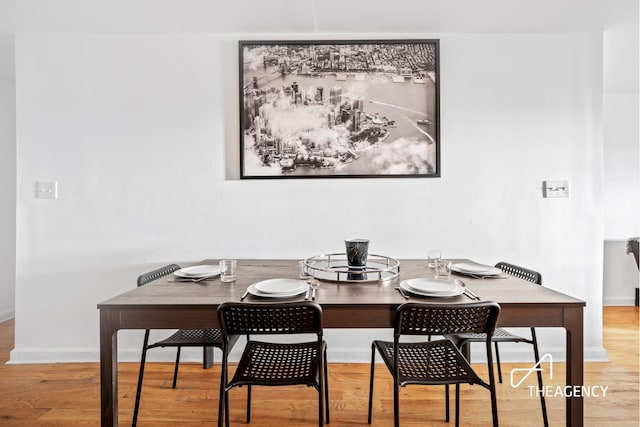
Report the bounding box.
[0,0,635,34]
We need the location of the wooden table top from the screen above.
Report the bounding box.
[98,259,585,309]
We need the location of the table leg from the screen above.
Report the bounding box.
[203,346,214,368]
[564,306,584,427]
[100,310,119,427]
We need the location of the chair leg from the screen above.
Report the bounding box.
[225,389,230,427]
[486,344,500,427]
[218,353,227,427]
[393,377,400,427]
[490,381,499,427]
[318,353,324,427]
[324,347,330,424]
[132,330,151,427]
[367,344,376,424]
[455,384,460,427]
[494,342,503,383]
[246,385,252,423]
[172,346,182,389]
[531,328,549,427]
[445,384,450,422]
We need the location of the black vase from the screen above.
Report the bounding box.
[345,238,369,269]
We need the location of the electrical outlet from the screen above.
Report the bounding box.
[543,180,569,198]
[35,181,58,199]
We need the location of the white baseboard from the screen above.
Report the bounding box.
[7,347,209,364]
[7,345,609,364]
[603,297,636,306]
[0,309,14,323]
[8,349,100,364]
[328,346,609,364]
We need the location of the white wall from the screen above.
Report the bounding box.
[11,31,608,364]
[0,35,16,321]
[601,90,639,304]
[601,11,639,305]
[603,94,639,237]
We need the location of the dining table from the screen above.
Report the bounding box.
[98,259,585,426]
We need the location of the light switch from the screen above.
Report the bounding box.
[35,181,58,199]
[543,180,569,198]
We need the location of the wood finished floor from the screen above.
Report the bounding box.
[0,306,637,426]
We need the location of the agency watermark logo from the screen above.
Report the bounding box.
[510,353,609,398]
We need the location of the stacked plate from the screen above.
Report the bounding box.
[247,278,308,298]
[174,265,221,279]
[400,278,465,297]
[451,262,502,277]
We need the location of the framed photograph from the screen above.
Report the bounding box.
[239,39,440,179]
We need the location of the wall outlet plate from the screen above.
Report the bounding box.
[35,181,58,199]
[543,180,569,198]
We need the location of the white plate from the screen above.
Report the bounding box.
[254,278,307,294]
[451,263,502,276]
[406,278,459,295]
[400,280,464,297]
[247,282,308,298]
[174,265,221,278]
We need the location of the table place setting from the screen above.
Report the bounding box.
[395,277,481,300]
[396,277,468,298]
[396,253,483,300]
[241,278,310,301]
[168,265,221,283]
[450,262,506,279]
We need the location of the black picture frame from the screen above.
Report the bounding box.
[239,39,440,179]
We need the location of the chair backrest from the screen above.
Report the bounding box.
[137,264,181,287]
[495,262,542,285]
[217,302,323,337]
[394,302,501,339]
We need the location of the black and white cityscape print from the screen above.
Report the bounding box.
[240,40,440,178]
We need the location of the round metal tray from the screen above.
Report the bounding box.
[303,253,400,282]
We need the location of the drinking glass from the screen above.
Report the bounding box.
[435,259,452,280]
[427,250,442,268]
[219,259,237,283]
[299,260,312,279]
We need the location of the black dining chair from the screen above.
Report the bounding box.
[445,262,548,427]
[217,301,329,427]
[368,301,501,427]
[133,264,239,427]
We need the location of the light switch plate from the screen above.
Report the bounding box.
[543,180,569,198]
[35,181,58,199]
